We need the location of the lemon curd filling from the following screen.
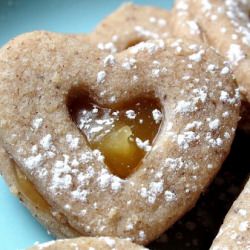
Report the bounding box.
[68,93,162,178]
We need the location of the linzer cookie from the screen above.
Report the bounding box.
[210,178,250,250]
[87,3,170,52]
[28,237,147,250]
[0,31,239,244]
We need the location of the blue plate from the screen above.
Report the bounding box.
[0,1,173,249]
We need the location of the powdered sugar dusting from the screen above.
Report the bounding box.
[66,134,79,150]
[140,181,164,204]
[97,71,106,84]
[24,154,43,170]
[40,134,53,150]
[227,44,245,65]
[32,117,43,130]
[135,138,152,152]
[152,109,162,124]
[164,190,177,202]
[130,39,165,55]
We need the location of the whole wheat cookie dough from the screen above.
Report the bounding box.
[86,3,170,52]
[210,178,250,250]
[28,237,147,250]
[0,31,239,244]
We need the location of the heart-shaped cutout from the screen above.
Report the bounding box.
[67,90,162,178]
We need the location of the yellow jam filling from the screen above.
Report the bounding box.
[68,93,162,178]
[96,125,139,178]
[14,167,50,212]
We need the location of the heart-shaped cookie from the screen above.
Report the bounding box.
[28,237,147,250]
[0,31,239,244]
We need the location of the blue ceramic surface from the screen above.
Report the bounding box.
[0,1,173,249]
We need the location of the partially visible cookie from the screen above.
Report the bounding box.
[169,0,204,44]
[210,178,250,250]
[28,237,147,250]
[171,0,250,102]
[87,3,170,52]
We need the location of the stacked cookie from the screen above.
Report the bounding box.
[0,1,249,250]
[27,237,148,250]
